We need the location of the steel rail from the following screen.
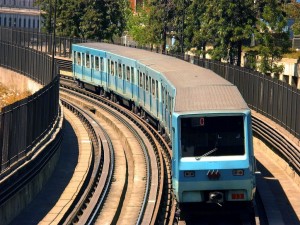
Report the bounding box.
[252,116,300,176]
[60,98,114,224]
[60,84,165,224]
[60,76,181,225]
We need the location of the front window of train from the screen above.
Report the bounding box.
[180,116,245,157]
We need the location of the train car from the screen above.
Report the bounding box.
[72,43,257,205]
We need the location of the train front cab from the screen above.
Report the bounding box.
[172,110,256,204]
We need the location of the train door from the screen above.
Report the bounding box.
[114,61,117,91]
[91,55,94,82]
[108,59,115,89]
[165,90,169,133]
[131,67,136,99]
[150,79,157,116]
[94,56,101,85]
[83,53,92,82]
[125,66,130,95]
[169,95,173,135]
[163,89,172,135]
[138,71,145,107]
[122,64,126,95]
[151,79,159,117]
[74,51,83,80]
[162,85,167,126]
[80,52,85,81]
[156,81,159,117]
[117,61,122,93]
[145,74,150,111]
[100,57,105,87]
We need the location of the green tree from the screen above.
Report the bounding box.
[103,0,128,41]
[169,0,192,54]
[35,0,55,33]
[56,0,85,37]
[126,6,151,46]
[198,0,255,66]
[183,0,208,57]
[284,2,300,35]
[255,0,290,75]
[148,0,176,53]
[79,0,107,40]
[36,0,128,40]
[79,0,128,41]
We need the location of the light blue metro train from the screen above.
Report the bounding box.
[72,43,257,205]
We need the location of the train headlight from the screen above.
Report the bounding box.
[184,171,195,177]
[232,169,244,176]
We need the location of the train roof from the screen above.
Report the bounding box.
[75,43,249,112]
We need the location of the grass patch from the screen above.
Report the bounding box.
[243,46,300,60]
[283,50,300,59]
[0,83,31,110]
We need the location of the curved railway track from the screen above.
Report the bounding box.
[60,76,258,225]
[58,56,300,225]
[59,78,176,224]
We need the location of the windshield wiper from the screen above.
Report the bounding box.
[195,147,218,160]
[195,134,220,160]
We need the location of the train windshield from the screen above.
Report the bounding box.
[180,116,245,157]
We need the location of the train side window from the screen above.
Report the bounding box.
[162,86,165,104]
[110,61,114,76]
[100,57,104,71]
[118,63,122,78]
[131,67,134,83]
[82,54,85,67]
[165,91,168,109]
[95,56,100,71]
[126,66,130,81]
[156,81,159,99]
[123,64,126,79]
[152,79,155,97]
[108,59,110,74]
[146,76,149,92]
[169,95,172,112]
[86,54,90,68]
[139,72,143,88]
[76,52,81,65]
[131,67,134,84]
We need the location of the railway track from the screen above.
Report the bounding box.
[56,58,72,72]
[59,78,176,224]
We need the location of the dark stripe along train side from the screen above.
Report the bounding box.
[72,43,256,204]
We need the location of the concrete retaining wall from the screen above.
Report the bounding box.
[0,67,42,93]
[0,145,61,225]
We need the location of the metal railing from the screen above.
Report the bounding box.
[0,40,59,173]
